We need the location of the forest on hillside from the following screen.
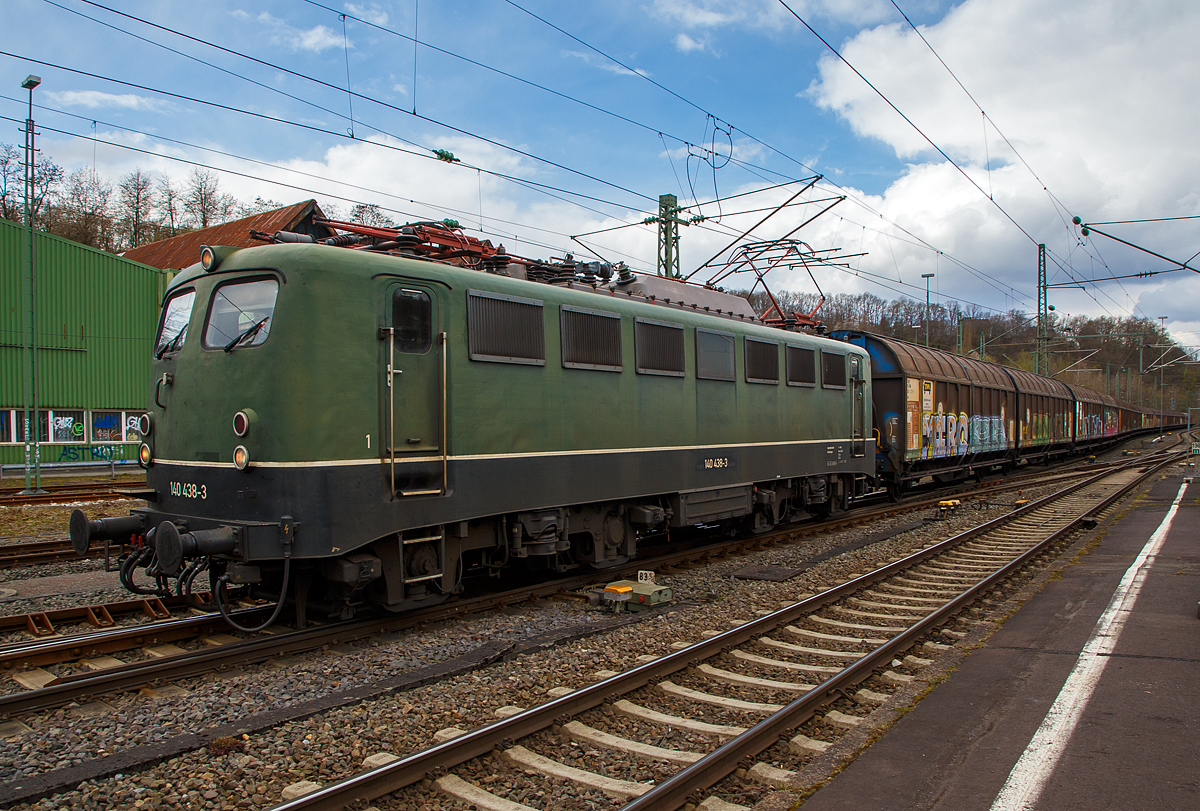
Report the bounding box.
[744,289,1197,413]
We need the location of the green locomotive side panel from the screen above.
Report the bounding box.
[148,243,868,468]
[142,243,871,557]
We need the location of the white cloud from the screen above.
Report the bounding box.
[45,90,175,113]
[798,0,1200,319]
[344,2,388,26]
[674,33,707,53]
[649,0,894,31]
[562,50,650,77]
[234,10,347,53]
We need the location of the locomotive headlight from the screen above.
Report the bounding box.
[232,408,257,437]
[137,413,153,437]
[200,245,240,272]
[138,442,153,468]
[233,445,250,470]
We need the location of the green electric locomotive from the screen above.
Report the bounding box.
[71,223,874,629]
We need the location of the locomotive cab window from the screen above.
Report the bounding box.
[392,289,432,353]
[785,345,816,387]
[202,278,279,351]
[154,289,195,358]
[821,351,847,389]
[695,329,735,381]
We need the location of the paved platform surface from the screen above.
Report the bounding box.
[800,469,1199,811]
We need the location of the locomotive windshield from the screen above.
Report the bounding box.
[202,278,279,351]
[154,289,195,358]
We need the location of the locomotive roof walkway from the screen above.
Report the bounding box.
[791,466,1199,811]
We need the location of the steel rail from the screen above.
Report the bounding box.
[0,605,249,670]
[617,452,1183,810]
[265,454,1177,811]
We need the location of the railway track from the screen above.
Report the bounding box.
[260,450,1181,811]
[0,537,113,569]
[0,480,148,508]
[0,448,1176,717]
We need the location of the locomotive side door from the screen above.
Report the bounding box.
[384,284,446,498]
[850,354,866,457]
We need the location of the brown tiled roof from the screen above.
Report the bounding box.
[121,200,334,270]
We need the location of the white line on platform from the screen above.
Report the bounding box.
[989,479,1189,811]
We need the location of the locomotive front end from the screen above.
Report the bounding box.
[69,244,334,630]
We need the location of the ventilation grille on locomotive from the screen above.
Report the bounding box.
[745,338,779,384]
[786,345,816,386]
[635,318,685,377]
[467,290,545,365]
[561,306,621,371]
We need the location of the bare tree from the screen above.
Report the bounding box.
[115,169,157,249]
[349,203,397,228]
[237,195,284,217]
[0,144,21,222]
[0,144,62,226]
[182,169,236,229]
[156,174,182,236]
[47,168,113,248]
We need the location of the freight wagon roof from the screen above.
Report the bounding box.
[122,200,334,271]
[1003,366,1073,398]
[1062,382,1117,407]
[831,331,1015,390]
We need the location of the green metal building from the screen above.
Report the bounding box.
[0,217,172,473]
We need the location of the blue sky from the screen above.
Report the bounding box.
[3,0,1199,354]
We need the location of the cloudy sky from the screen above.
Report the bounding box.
[3,0,1198,350]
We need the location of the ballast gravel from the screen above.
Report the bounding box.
[1,477,1087,811]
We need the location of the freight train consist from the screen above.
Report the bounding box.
[829,331,1181,498]
[69,221,1182,628]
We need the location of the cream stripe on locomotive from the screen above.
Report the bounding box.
[155,436,858,469]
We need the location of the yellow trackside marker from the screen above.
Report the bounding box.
[605,584,634,594]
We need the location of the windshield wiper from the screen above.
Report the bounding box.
[224,317,270,353]
[155,325,187,359]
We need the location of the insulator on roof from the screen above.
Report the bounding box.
[273,231,315,244]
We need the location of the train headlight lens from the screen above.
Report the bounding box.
[233,445,250,470]
[138,442,153,468]
[200,245,239,272]
[232,408,257,437]
[137,413,153,437]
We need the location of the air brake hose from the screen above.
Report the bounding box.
[214,553,292,632]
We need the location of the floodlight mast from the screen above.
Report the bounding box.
[921,273,934,347]
[20,74,44,495]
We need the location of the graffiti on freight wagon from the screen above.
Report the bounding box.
[919,406,969,459]
[969,412,1008,453]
